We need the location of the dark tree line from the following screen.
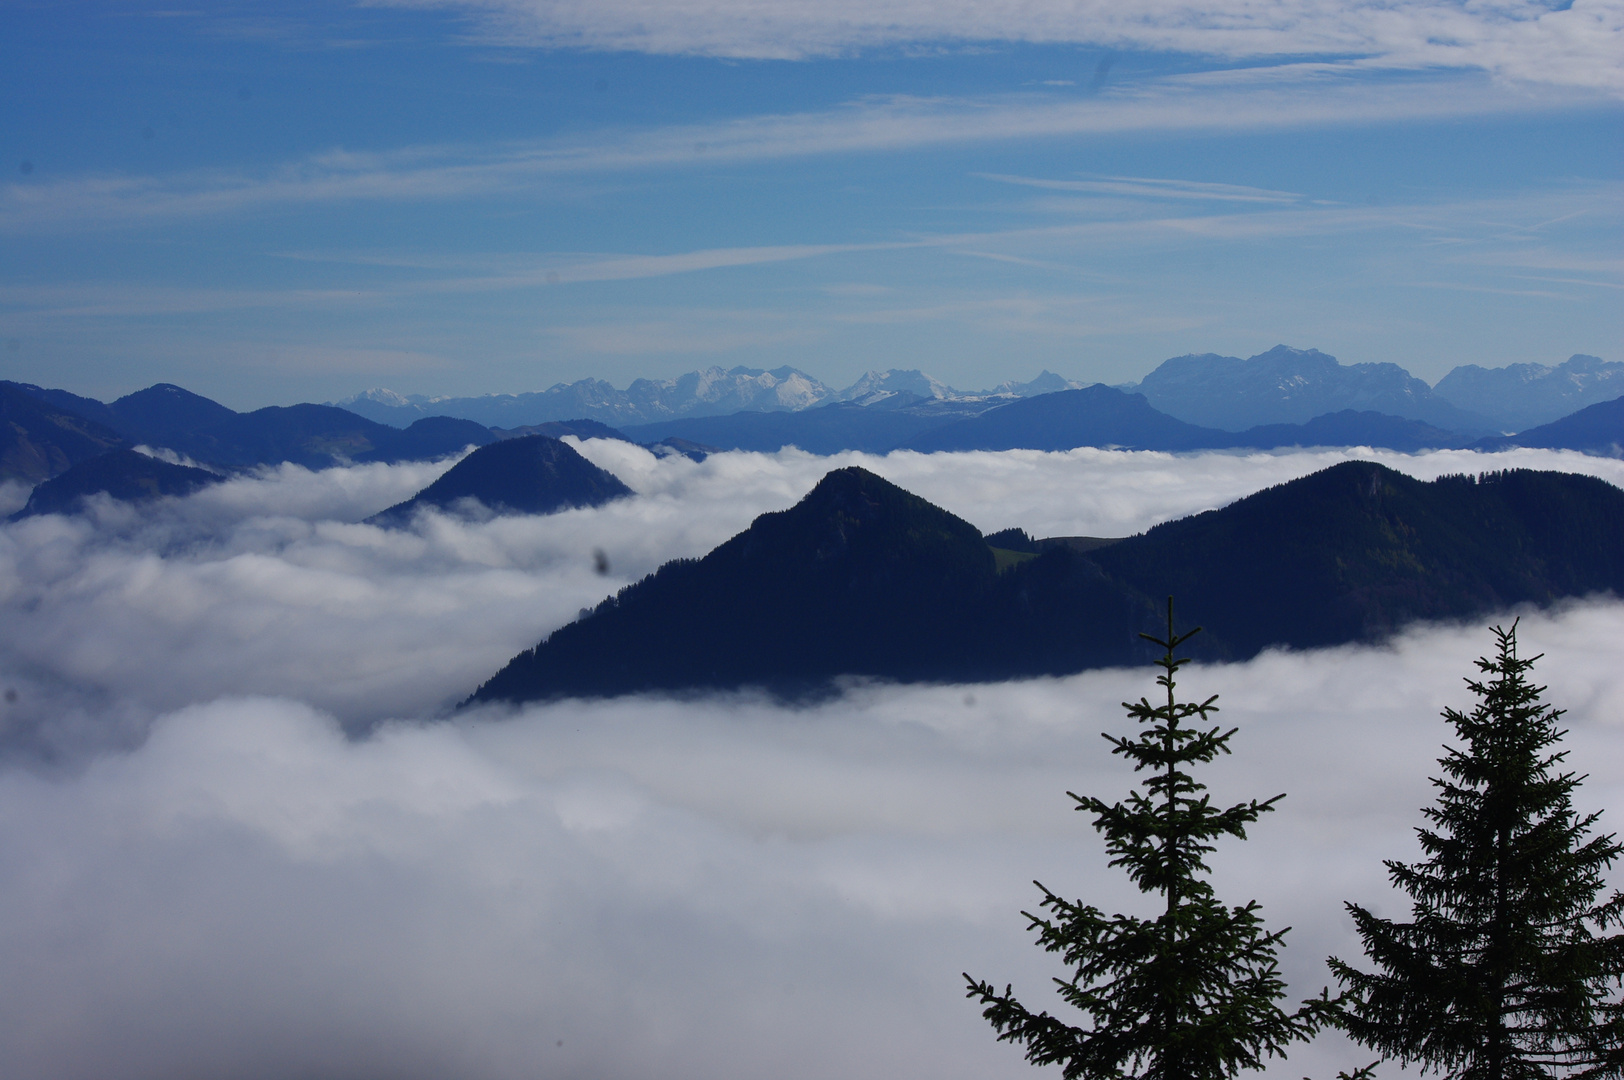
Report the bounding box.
[968,609,1624,1080]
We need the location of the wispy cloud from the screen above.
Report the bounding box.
[386,0,1624,94]
[3,182,1614,331]
[976,174,1311,204]
[0,71,1593,233]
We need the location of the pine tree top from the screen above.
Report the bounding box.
[967,599,1334,1080]
[1330,623,1624,1080]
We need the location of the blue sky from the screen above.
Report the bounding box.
[2,0,1619,409]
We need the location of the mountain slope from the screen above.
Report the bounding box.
[11,449,219,519]
[1474,394,1624,455]
[369,434,632,525]
[1089,464,1624,658]
[0,383,129,483]
[469,462,1624,703]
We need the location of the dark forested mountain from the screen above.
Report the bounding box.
[369,434,632,526]
[11,449,219,519]
[469,466,1128,702]
[1434,354,1624,431]
[470,462,1624,704]
[1130,346,1496,434]
[1088,464,1624,659]
[11,382,494,471]
[0,383,129,483]
[1474,394,1624,456]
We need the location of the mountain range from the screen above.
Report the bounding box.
[1124,345,1498,434]
[334,367,1082,429]
[7,381,497,473]
[8,345,1624,507]
[334,349,1616,434]
[470,462,1624,703]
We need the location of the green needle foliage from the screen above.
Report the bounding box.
[1330,623,1624,1080]
[965,600,1335,1080]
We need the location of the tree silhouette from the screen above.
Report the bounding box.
[965,600,1333,1080]
[1330,623,1624,1079]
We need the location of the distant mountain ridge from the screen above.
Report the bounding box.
[335,348,1612,439]
[470,462,1624,703]
[334,366,1084,429]
[1434,354,1624,431]
[901,388,1468,454]
[3,381,497,480]
[1125,345,1497,434]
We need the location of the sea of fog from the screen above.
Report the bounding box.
[1,442,1622,1080]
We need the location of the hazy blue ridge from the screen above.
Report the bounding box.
[10,449,219,520]
[899,385,1221,452]
[9,382,496,474]
[469,461,1624,704]
[1473,394,1624,455]
[0,383,129,484]
[619,400,974,454]
[1434,355,1624,431]
[368,435,633,527]
[896,387,1467,454]
[1129,345,1500,435]
[1227,410,1467,452]
[490,419,629,442]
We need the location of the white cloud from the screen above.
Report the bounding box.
[0,611,1620,1078]
[1,445,1623,1078]
[391,0,1624,93]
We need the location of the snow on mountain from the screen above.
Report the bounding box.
[990,370,1088,397]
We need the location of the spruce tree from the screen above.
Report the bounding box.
[965,600,1333,1080]
[1329,623,1624,1080]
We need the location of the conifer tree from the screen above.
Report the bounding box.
[1330,623,1624,1079]
[965,600,1334,1080]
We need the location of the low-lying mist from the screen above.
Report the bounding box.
[1,442,1622,1079]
